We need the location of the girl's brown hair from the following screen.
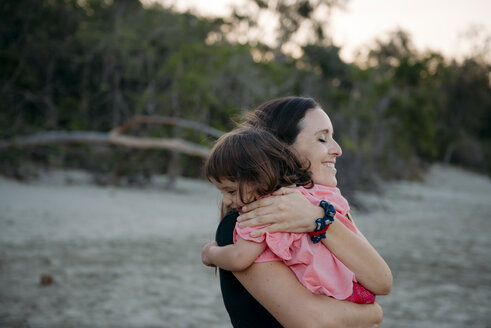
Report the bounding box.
[205,128,313,205]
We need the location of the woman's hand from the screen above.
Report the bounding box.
[201,241,218,267]
[237,187,323,237]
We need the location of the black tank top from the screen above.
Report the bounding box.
[215,211,283,328]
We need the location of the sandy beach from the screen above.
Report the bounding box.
[1,164,490,328]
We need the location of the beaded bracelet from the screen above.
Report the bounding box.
[309,200,336,243]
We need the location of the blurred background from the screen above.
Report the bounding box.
[1,0,490,191]
[1,0,490,327]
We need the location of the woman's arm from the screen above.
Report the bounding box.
[201,239,266,271]
[237,187,392,295]
[319,219,392,295]
[235,260,383,328]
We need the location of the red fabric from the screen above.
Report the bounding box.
[344,282,376,304]
[309,223,330,237]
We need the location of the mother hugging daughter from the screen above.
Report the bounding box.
[202,97,392,328]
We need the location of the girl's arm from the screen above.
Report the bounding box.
[235,260,383,328]
[237,187,392,295]
[201,239,266,272]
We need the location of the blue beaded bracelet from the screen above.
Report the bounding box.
[309,200,336,243]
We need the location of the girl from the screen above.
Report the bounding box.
[202,127,375,304]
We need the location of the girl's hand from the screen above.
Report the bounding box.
[201,241,218,267]
[237,187,323,237]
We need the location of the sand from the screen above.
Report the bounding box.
[0,164,490,328]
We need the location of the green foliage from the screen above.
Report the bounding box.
[1,1,490,191]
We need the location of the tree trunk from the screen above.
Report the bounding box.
[165,147,182,190]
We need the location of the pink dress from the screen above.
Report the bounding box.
[234,185,375,304]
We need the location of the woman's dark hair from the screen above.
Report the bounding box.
[205,128,313,204]
[243,97,320,145]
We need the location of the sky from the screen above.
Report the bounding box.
[156,0,491,62]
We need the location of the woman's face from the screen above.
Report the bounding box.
[292,107,342,187]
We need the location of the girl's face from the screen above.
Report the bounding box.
[292,107,342,187]
[211,178,257,212]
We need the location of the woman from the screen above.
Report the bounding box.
[211,97,392,327]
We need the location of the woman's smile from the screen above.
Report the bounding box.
[323,161,336,169]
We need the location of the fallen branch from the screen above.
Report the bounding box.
[110,115,224,138]
[0,131,210,158]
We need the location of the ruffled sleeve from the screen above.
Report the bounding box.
[234,223,282,262]
[263,232,304,261]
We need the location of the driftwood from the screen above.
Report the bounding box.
[109,115,224,138]
[0,131,210,158]
[0,116,224,159]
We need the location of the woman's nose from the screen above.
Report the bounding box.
[330,138,342,157]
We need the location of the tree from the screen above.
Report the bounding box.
[221,0,348,60]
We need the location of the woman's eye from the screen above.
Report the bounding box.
[227,190,236,195]
[318,138,326,143]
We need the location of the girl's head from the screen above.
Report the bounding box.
[245,97,342,187]
[205,128,312,212]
